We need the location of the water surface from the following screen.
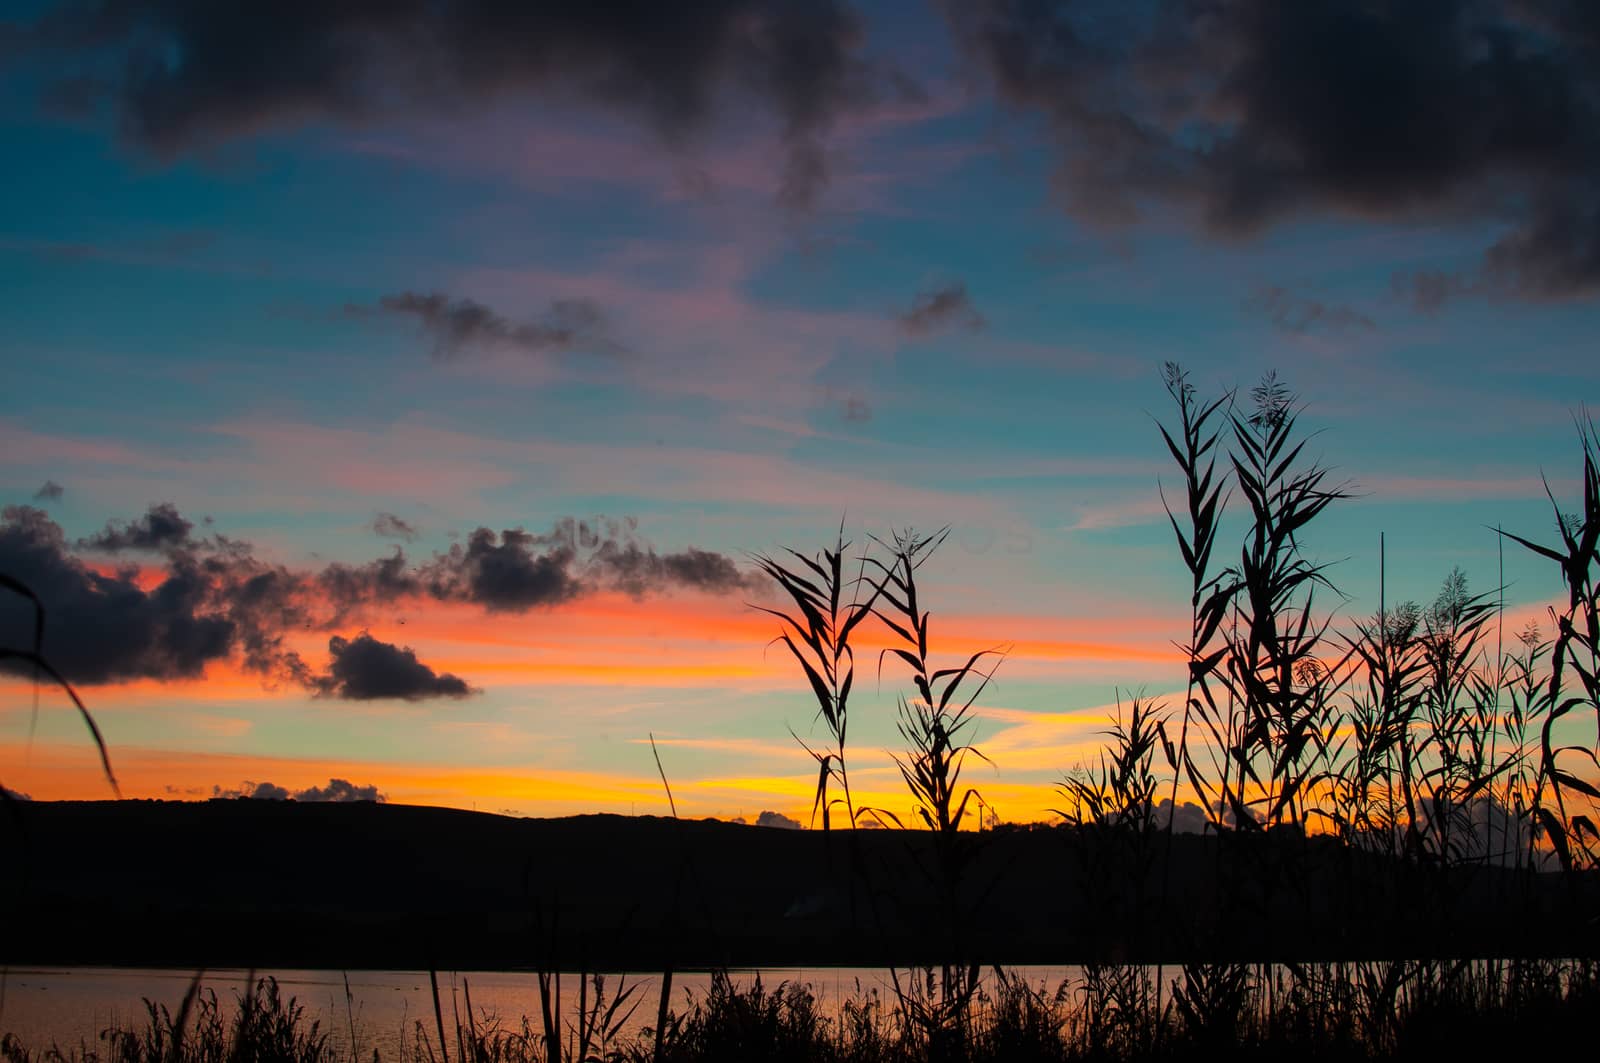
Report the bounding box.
[1,965,1078,1058]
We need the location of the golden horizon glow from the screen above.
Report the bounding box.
[0,739,1102,825]
[4,581,1594,828]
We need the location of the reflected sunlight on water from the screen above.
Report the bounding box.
[1,965,1086,1058]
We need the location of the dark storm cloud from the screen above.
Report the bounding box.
[657,548,752,592]
[0,501,312,685]
[1243,285,1375,336]
[213,777,386,802]
[529,516,761,597]
[897,281,986,337]
[372,512,419,542]
[595,543,753,596]
[425,527,583,610]
[313,631,474,701]
[0,505,753,687]
[79,501,196,552]
[294,777,386,802]
[349,292,613,361]
[944,0,1600,302]
[421,518,757,607]
[32,480,64,502]
[317,550,421,616]
[1,504,237,682]
[216,550,317,682]
[10,0,885,209]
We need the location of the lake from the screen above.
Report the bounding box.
[0,965,1081,1058]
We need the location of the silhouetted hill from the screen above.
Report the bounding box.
[2,800,1593,969]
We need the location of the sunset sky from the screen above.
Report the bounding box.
[2,0,1598,822]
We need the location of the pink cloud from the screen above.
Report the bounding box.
[1352,471,1574,504]
[333,79,977,214]
[0,419,165,469]
[457,248,892,410]
[1061,494,1173,532]
[194,414,1021,534]
[210,419,522,507]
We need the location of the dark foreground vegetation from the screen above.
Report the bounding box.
[4,963,1599,1063]
[5,364,1600,1060]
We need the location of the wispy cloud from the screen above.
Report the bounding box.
[347,292,616,361]
[212,415,1023,530]
[1244,284,1375,336]
[897,281,986,338]
[372,512,419,542]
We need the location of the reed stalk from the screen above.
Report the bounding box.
[751,521,880,831]
[1501,414,1600,870]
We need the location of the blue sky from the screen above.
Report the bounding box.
[1,0,1596,819]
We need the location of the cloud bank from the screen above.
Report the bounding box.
[0,505,757,695]
[9,0,895,209]
[946,0,1600,303]
[212,777,386,802]
[79,501,196,552]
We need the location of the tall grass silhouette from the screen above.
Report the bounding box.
[756,525,1007,1052]
[736,365,1598,1057]
[752,523,880,831]
[1500,414,1600,870]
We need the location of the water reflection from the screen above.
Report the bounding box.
[0,966,1081,1059]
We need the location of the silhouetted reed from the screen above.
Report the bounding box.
[0,574,118,800]
[0,976,331,1063]
[752,522,880,832]
[1501,414,1600,870]
[726,367,1597,1056]
[9,962,1599,1062]
[866,527,1006,1054]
